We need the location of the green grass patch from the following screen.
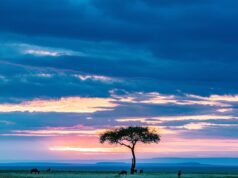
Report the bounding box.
[0,171,238,178]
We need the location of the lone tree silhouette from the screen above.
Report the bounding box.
[99,126,160,174]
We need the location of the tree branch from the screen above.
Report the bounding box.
[117,141,131,149]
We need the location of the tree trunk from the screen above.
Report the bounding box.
[130,148,136,174]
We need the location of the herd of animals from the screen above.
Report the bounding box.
[30,168,144,175]
[30,168,182,177]
[30,168,51,174]
[118,169,143,175]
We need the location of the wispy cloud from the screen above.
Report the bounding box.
[0,120,15,125]
[2,127,106,137]
[115,92,232,107]
[189,94,238,102]
[74,74,119,83]
[116,115,237,124]
[180,122,238,130]
[0,97,117,113]
[8,43,86,57]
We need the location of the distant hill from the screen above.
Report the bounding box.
[1,157,238,171]
[1,161,238,174]
[147,158,238,166]
[96,162,127,165]
[96,162,211,167]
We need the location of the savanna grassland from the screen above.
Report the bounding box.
[0,171,238,178]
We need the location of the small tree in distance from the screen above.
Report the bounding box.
[99,126,160,174]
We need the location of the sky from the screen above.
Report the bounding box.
[0,0,238,162]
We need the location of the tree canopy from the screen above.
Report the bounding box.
[100,126,160,148]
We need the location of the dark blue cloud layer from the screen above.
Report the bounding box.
[0,0,238,99]
[1,0,238,61]
[0,0,238,142]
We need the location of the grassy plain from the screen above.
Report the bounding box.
[0,171,238,178]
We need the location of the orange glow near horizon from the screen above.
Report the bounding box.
[35,125,238,159]
[46,134,238,159]
[49,146,127,153]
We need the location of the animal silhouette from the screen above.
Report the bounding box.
[119,170,127,175]
[139,169,144,174]
[46,168,51,172]
[30,168,40,174]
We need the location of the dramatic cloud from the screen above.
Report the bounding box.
[0,0,238,160]
[0,97,117,113]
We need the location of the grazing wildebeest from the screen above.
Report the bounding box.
[118,170,127,175]
[139,169,144,174]
[46,168,51,172]
[30,168,40,174]
[178,170,182,178]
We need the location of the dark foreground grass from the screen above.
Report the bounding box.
[0,171,238,178]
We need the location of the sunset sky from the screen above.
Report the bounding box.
[0,0,238,162]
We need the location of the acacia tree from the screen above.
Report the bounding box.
[99,126,160,174]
